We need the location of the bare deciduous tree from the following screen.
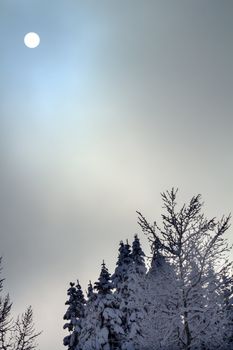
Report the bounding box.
[0,258,41,350]
[13,306,41,350]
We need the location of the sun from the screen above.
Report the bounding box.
[24,32,40,48]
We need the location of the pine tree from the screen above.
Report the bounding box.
[114,240,146,350]
[79,262,124,350]
[95,261,113,295]
[77,281,96,350]
[63,282,77,348]
[74,281,86,348]
[112,241,130,291]
[121,265,146,350]
[63,281,85,350]
[87,280,96,302]
[95,261,124,350]
[131,235,146,276]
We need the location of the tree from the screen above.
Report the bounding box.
[95,261,124,350]
[120,260,146,350]
[63,281,85,350]
[64,189,233,349]
[0,292,12,350]
[218,266,233,348]
[137,189,232,350]
[0,258,41,350]
[113,239,146,350]
[79,261,124,350]
[77,281,96,350]
[143,242,180,350]
[86,281,96,302]
[131,235,146,276]
[13,306,41,350]
[112,241,130,292]
[74,280,86,348]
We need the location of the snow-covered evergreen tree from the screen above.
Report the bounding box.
[87,280,96,301]
[77,281,97,350]
[112,241,131,291]
[79,262,124,350]
[95,261,113,295]
[121,264,146,350]
[131,235,147,276]
[113,240,146,350]
[63,281,85,350]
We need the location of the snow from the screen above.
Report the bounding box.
[63,192,233,349]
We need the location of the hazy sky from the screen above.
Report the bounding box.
[0,1,233,349]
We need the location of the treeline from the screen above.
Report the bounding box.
[63,190,233,350]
